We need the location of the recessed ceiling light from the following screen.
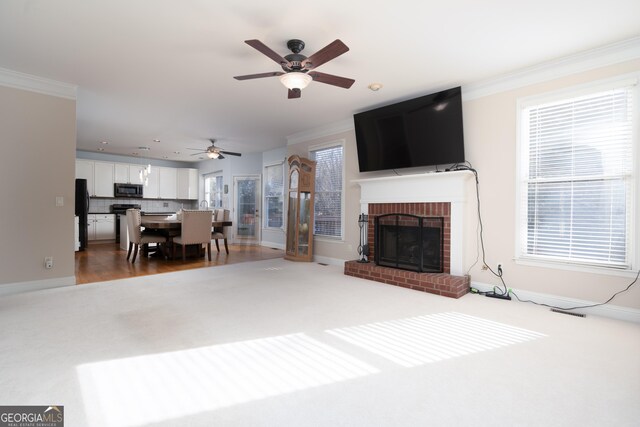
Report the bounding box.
[368,83,383,91]
[138,146,150,151]
[100,141,108,144]
[153,139,160,142]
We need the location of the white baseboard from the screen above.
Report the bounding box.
[0,276,76,297]
[313,255,348,266]
[261,241,285,250]
[471,281,640,324]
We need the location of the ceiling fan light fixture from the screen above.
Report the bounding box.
[207,151,220,159]
[279,72,312,90]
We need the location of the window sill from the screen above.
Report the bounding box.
[515,257,638,278]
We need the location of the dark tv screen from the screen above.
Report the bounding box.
[354,86,465,172]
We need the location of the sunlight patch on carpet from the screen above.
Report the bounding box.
[77,333,378,427]
[325,312,546,367]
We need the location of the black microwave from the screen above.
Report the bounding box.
[114,183,143,198]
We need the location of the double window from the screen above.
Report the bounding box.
[310,142,344,239]
[517,77,637,270]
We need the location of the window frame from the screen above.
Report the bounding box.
[515,73,639,275]
[203,171,224,209]
[263,160,285,230]
[309,139,346,241]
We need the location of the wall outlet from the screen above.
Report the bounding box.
[44,257,53,269]
[163,202,169,207]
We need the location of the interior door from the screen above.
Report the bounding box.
[233,175,261,244]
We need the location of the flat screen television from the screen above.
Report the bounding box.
[353,86,465,172]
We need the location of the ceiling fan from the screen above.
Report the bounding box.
[187,139,242,160]
[234,38,355,99]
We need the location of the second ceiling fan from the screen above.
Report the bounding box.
[234,38,355,99]
[188,139,241,160]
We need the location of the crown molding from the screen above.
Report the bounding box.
[287,118,354,146]
[463,36,640,101]
[0,67,77,100]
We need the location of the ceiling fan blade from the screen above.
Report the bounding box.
[244,39,291,67]
[217,154,225,160]
[302,39,349,70]
[190,152,205,156]
[187,148,206,151]
[288,88,301,99]
[308,71,355,89]
[220,150,242,157]
[234,71,284,81]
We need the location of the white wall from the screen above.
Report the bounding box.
[0,85,76,289]
[463,58,640,310]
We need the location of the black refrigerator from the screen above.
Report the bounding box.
[75,179,90,251]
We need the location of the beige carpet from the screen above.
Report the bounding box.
[0,259,638,426]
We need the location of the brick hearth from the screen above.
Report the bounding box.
[344,260,470,298]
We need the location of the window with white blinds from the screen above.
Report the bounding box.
[518,80,636,269]
[310,143,344,238]
[264,162,284,229]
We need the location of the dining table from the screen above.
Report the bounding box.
[141,218,232,237]
[140,217,232,259]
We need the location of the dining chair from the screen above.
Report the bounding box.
[173,209,214,261]
[126,209,166,263]
[212,208,231,254]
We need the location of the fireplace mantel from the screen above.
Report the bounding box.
[354,170,475,276]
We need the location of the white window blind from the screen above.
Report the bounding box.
[310,144,344,238]
[264,163,284,228]
[520,82,635,268]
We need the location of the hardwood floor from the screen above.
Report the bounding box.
[75,241,284,285]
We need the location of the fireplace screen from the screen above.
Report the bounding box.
[374,214,443,273]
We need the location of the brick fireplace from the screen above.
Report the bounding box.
[345,171,474,299]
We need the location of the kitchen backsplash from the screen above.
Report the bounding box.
[89,198,198,213]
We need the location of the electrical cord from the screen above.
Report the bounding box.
[510,269,640,310]
[447,162,508,295]
[447,162,639,310]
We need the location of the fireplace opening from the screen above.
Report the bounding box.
[374,214,443,273]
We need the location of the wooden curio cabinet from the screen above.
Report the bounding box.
[285,155,316,262]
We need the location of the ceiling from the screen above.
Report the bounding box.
[1,1,639,162]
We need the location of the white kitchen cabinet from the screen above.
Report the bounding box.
[177,168,198,200]
[114,163,130,183]
[159,167,177,199]
[120,163,149,185]
[129,164,145,185]
[87,214,115,241]
[94,162,115,197]
[75,160,95,196]
[75,216,80,251]
[143,167,160,199]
